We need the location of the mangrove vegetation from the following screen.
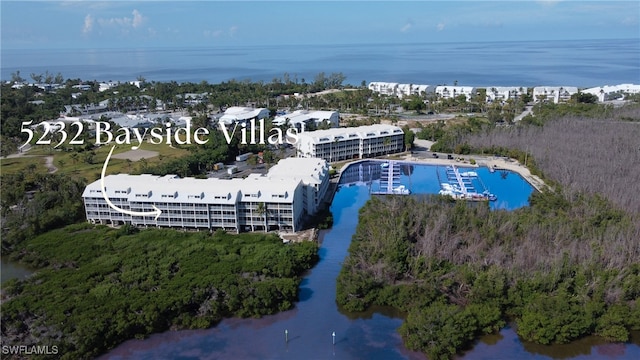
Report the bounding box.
[337,104,640,359]
[1,225,319,359]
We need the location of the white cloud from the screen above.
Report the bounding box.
[204,30,224,38]
[82,14,94,34]
[132,9,144,28]
[400,19,414,33]
[437,22,446,32]
[88,9,146,33]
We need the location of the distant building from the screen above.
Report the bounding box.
[295,124,405,162]
[63,104,108,116]
[272,110,340,129]
[218,106,270,125]
[396,84,435,98]
[368,82,435,99]
[581,84,640,102]
[99,81,120,92]
[82,158,330,233]
[107,114,154,128]
[485,87,527,103]
[181,92,209,105]
[532,86,578,103]
[368,82,399,96]
[435,86,476,101]
[72,84,92,91]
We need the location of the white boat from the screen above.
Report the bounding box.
[483,190,498,201]
[392,185,410,195]
[460,171,478,178]
[380,162,389,168]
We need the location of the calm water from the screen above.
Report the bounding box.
[2,39,639,87]
[99,162,640,359]
[0,255,34,285]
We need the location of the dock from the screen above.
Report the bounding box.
[371,160,410,195]
[440,165,496,201]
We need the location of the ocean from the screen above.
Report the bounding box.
[2,38,639,87]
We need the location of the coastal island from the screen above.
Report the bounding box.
[1,75,639,359]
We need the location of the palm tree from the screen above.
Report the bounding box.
[330,137,340,162]
[30,73,43,84]
[255,202,267,232]
[383,138,391,154]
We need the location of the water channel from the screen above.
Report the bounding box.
[3,161,639,359]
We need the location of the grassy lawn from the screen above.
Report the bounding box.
[0,156,48,176]
[1,142,190,182]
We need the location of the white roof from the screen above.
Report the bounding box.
[369,82,399,87]
[582,84,640,95]
[297,124,404,144]
[83,174,241,205]
[84,169,303,205]
[533,86,578,94]
[435,86,476,93]
[486,86,526,93]
[239,175,301,203]
[108,115,153,128]
[219,107,269,124]
[272,110,338,126]
[267,157,328,185]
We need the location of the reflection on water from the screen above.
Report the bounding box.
[1,255,34,285]
[102,185,425,360]
[464,326,640,360]
[93,161,640,359]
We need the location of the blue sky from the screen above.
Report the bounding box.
[1,1,638,49]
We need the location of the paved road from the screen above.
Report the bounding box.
[514,105,533,122]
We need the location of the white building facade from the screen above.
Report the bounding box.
[485,87,528,103]
[83,158,331,232]
[532,86,578,103]
[368,82,435,99]
[435,86,476,101]
[295,124,405,162]
[368,82,399,96]
[265,158,330,215]
[581,84,640,102]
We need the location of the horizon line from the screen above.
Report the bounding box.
[2,37,638,52]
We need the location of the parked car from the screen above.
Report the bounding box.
[432,153,439,158]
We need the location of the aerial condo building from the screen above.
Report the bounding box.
[83,158,330,233]
[295,124,405,162]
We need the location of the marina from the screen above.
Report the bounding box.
[438,165,497,202]
[371,160,411,195]
[340,160,500,201]
[99,163,640,360]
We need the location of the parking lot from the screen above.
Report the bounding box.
[207,145,296,179]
